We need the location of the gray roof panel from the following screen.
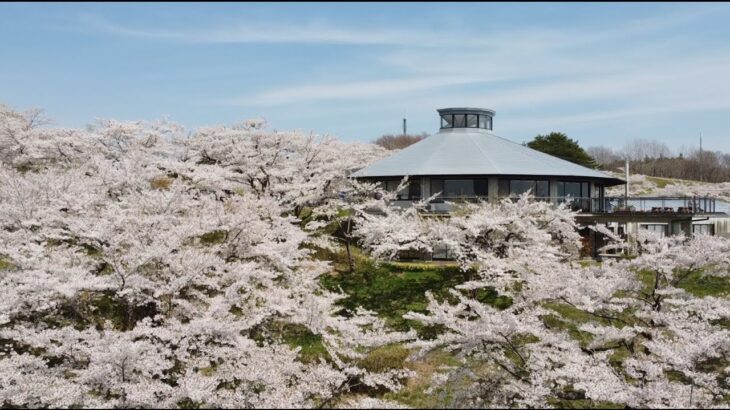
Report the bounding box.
[353,128,624,185]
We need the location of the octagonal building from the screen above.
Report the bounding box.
[353,107,624,213]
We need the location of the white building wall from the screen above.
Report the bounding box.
[620,218,730,239]
[699,217,730,238]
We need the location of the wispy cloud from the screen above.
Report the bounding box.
[78,13,485,47]
[226,75,520,107]
[215,6,730,132]
[77,5,716,50]
[70,5,730,141]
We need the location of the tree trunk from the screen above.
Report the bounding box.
[344,218,354,274]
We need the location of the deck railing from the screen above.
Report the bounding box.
[423,196,719,214]
[591,196,717,214]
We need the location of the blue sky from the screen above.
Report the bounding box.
[2,2,730,153]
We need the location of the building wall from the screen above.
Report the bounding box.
[383,176,730,238]
[396,176,605,213]
[598,218,730,239]
[698,217,730,238]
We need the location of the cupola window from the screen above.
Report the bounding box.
[438,108,495,130]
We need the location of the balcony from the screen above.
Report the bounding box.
[589,196,720,214]
[422,196,722,215]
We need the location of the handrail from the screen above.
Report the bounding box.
[596,196,717,214]
[422,195,719,214]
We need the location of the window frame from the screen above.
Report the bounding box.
[478,115,487,129]
[466,114,479,128]
[430,177,489,200]
[453,114,466,128]
[556,180,592,211]
[440,112,493,130]
[498,178,549,198]
[440,114,454,129]
[382,179,421,200]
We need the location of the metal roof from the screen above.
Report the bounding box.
[438,107,495,117]
[352,127,624,186]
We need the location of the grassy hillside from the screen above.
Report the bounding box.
[606,173,730,202]
[315,246,730,408]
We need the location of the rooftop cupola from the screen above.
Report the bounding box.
[438,107,495,131]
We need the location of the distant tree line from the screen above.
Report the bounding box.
[373,132,428,150]
[588,138,730,182]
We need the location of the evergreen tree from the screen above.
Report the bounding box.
[528,132,598,168]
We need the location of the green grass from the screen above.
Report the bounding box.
[676,270,730,297]
[279,323,330,364]
[320,256,512,337]
[198,230,228,245]
[637,268,730,298]
[646,176,676,189]
[249,321,330,364]
[358,344,411,373]
[0,257,12,270]
[381,349,463,409]
[541,313,595,348]
[579,259,602,268]
[543,302,612,326]
[541,301,642,349]
[315,247,730,407]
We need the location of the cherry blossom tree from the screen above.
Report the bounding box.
[3,101,729,409]
[0,104,408,409]
[382,196,730,408]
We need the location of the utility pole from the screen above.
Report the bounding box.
[402,117,407,137]
[624,157,630,205]
[699,132,703,182]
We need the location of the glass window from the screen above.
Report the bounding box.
[440,114,453,128]
[692,224,714,236]
[383,179,420,200]
[444,179,474,197]
[474,179,488,196]
[431,179,444,196]
[510,180,534,196]
[559,181,581,198]
[557,181,590,198]
[557,181,592,211]
[385,180,399,192]
[499,179,549,198]
[486,116,492,130]
[453,114,466,128]
[478,115,488,129]
[432,243,449,260]
[466,114,478,128]
[409,180,421,200]
[399,248,422,260]
[431,179,488,198]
